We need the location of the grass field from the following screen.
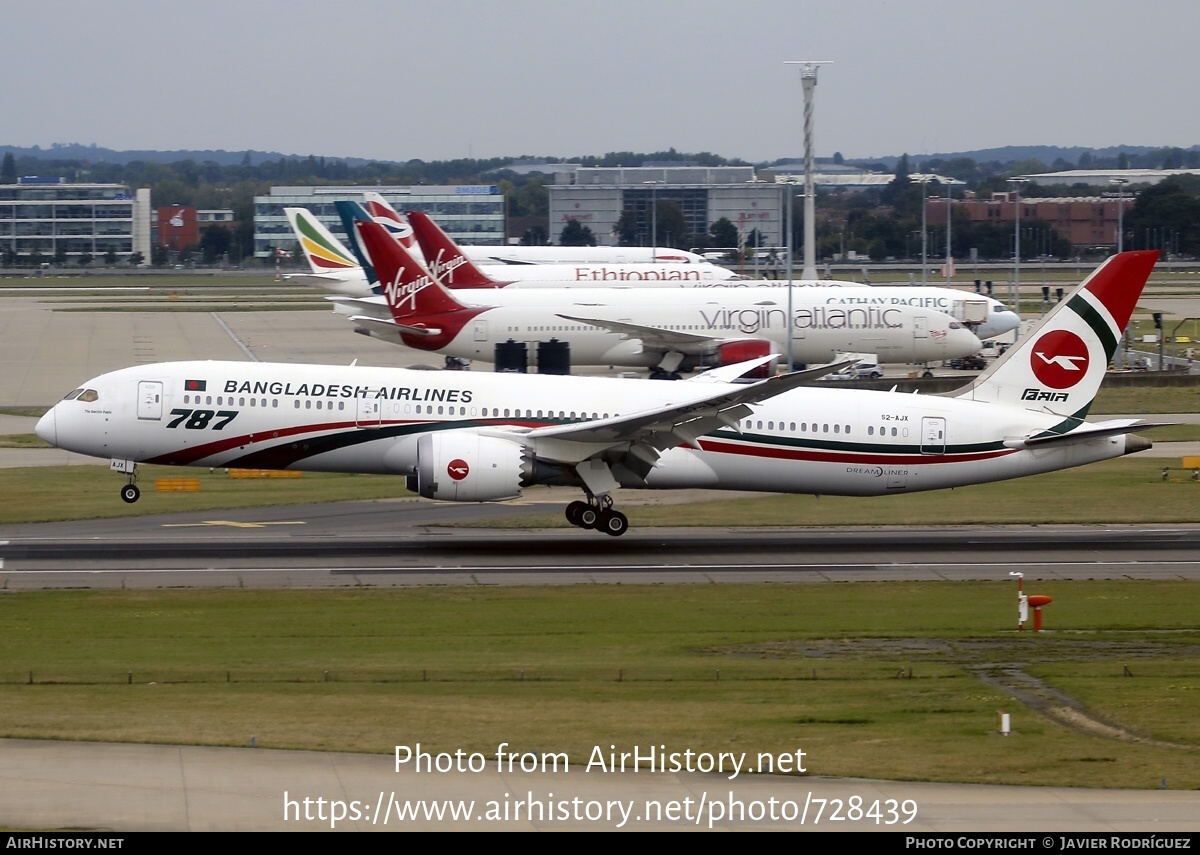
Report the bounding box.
[0,454,1196,528]
[0,583,1196,788]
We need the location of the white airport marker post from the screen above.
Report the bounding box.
[1010,571,1027,631]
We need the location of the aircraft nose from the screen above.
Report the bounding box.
[35,407,57,447]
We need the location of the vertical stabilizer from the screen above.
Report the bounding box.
[284,208,359,274]
[953,251,1159,417]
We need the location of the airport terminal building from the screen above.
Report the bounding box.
[547,166,786,248]
[0,177,151,265]
[254,185,505,258]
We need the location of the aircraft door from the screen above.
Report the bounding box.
[137,381,163,420]
[921,416,946,454]
[356,396,382,428]
[474,320,488,342]
[914,315,928,338]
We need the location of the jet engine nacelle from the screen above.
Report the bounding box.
[707,339,776,378]
[414,431,525,501]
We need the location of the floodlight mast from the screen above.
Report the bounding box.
[785,60,832,281]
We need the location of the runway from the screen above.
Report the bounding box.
[2,496,1199,589]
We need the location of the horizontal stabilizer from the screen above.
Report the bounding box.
[1004,419,1166,449]
[349,315,441,338]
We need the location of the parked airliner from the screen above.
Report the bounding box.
[283,206,743,296]
[35,251,1160,536]
[337,220,983,378]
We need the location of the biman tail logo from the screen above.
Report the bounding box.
[1030,330,1090,389]
[447,459,470,481]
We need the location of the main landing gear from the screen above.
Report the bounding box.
[565,496,629,537]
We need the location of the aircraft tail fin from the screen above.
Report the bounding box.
[355,219,471,321]
[952,250,1159,417]
[405,210,503,288]
[334,200,383,287]
[284,208,360,275]
[362,192,421,255]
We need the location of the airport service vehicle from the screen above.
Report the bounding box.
[35,252,1161,537]
[335,220,983,378]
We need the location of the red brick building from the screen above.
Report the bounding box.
[925,192,1134,250]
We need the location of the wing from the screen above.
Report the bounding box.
[493,361,846,496]
[556,313,718,353]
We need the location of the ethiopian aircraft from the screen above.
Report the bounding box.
[283,206,742,295]
[35,251,1160,536]
[335,220,983,378]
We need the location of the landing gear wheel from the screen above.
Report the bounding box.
[121,484,140,504]
[577,506,600,529]
[922,370,934,378]
[565,501,588,527]
[598,509,629,537]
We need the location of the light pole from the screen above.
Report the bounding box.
[914,175,932,284]
[785,60,832,281]
[643,180,661,262]
[1110,177,1128,253]
[777,176,800,370]
[944,181,954,284]
[1007,177,1028,316]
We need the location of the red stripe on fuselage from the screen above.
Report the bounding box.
[696,437,1016,466]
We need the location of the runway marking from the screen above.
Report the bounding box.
[159,520,307,529]
[211,312,259,363]
[13,560,1200,575]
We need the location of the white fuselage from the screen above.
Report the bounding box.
[36,361,1132,498]
[337,285,983,369]
[463,246,706,265]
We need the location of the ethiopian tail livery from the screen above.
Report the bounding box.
[37,252,1159,536]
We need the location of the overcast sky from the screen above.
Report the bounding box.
[6,0,1197,164]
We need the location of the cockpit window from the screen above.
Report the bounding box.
[62,389,83,400]
[949,321,963,329]
[78,389,99,402]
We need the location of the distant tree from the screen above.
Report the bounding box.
[1117,151,1129,170]
[519,226,547,246]
[558,219,596,246]
[2,247,17,267]
[651,200,689,248]
[0,152,15,184]
[708,217,738,249]
[128,251,145,267]
[199,224,232,264]
[151,243,170,267]
[614,208,640,245]
[53,245,67,266]
[77,252,93,267]
[104,249,117,266]
[832,151,844,165]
